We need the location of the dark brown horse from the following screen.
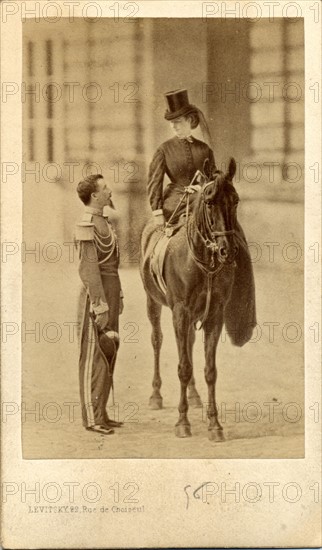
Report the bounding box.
[140,158,256,441]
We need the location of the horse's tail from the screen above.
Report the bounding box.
[224,299,257,347]
[224,238,257,347]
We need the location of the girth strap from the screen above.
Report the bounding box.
[195,273,213,330]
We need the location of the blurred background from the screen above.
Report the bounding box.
[22,17,305,458]
[22,17,304,250]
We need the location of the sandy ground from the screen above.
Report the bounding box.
[22,201,304,458]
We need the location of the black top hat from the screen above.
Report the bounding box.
[164,89,198,120]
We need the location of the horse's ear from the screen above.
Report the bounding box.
[228,157,236,181]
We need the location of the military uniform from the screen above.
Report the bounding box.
[75,206,123,430]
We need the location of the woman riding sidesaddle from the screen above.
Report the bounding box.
[146,89,256,342]
[147,89,249,239]
[148,89,215,226]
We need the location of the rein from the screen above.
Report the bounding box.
[163,178,237,330]
[186,191,235,271]
[185,185,236,330]
[199,184,236,252]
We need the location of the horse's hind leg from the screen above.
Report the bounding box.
[187,325,203,409]
[146,293,163,410]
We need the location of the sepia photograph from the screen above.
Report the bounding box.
[20,13,305,459]
[1,1,321,548]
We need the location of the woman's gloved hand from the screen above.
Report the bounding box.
[153,210,165,226]
[185,184,202,194]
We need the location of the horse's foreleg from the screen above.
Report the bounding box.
[173,303,192,437]
[187,326,203,408]
[204,307,225,442]
[147,294,163,409]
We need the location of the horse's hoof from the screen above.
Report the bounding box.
[188,395,203,409]
[149,396,163,410]
[175,424,192,438]
[208,428,225,442]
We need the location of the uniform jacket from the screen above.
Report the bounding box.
[75,208,120,315]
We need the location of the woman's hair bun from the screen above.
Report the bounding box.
[186,111,199,129]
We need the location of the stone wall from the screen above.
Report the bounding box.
[22,18,304,259]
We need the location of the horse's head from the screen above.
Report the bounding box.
[195,157,239,265]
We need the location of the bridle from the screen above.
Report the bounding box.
[200,180,236,247]
[186,177,237,330]
[187,179,236,271]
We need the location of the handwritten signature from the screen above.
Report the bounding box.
[184,482,214,510]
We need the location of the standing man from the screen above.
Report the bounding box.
[75,174,124,435]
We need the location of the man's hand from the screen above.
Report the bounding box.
[95,311,109,331]
[119,298,124,315]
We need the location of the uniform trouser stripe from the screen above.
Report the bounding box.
[79,298,95,427]
[78,275,121,428]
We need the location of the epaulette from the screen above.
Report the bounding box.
[75,222,94,241]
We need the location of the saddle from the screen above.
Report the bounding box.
[150,218,185,295]
[149,171,207,295]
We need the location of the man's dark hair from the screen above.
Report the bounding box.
[77,174,103,205]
